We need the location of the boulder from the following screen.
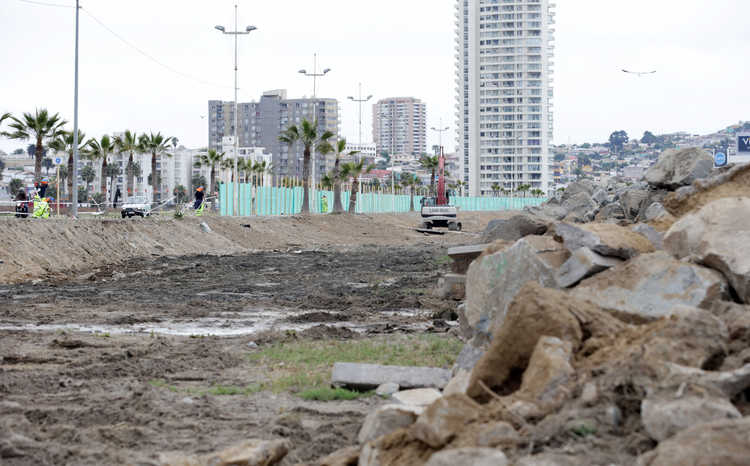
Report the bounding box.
[465,236,569,338]
[410,394,482,448]
[391,388,442,407]
[561,191,598,223]
[424,448,508,466]
[636,417,750,466]
[442,369,471,397]
[595,202,626,222]
[475,421,521,448]
[641,395,741,441]
[561,180,596,200]
[525,203,568,221]
[318,446,360,466]
[664,197,750,304]
[554,222,655,260]
[555,247,623,288]
[662,162,750,218]
[620,189,649,220]
[644,147,714,190]
[591,189,608,205]
[656,363,750,399]
[159,439,290,466]
[517,336,575,406]
[514,454,579,466]
[643,202,669,222]
[480,214,548,243]
[632,224,664,250]
[375,383,400,397]
[357,404,423,444]
[467,283,626,398]
[571,252,728,320]
[332,363,452,391]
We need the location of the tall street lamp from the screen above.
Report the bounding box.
[298,53,331,195]
[215,5,256,216]
[347,83,373,159]
[430,119,450,153]
[71,0,81,217]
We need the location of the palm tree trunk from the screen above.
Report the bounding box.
[151,152,158,204]
[127,152,134,196]
[210,166,216,195]
[409,188,415,212]
[348,179,359,213]
[333,156,343,213]
[35,137,43,181]
[301,147,311,214]
[67,153,74,200]
[101,159,107,194]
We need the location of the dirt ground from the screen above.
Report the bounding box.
[0,211,512,465]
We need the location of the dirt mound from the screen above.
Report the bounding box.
[663,162,750,218]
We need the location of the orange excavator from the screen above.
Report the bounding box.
[419,148,461,232]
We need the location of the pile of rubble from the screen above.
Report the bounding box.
[311,148,750,466]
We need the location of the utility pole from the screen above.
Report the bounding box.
[347,83,373,161]
[299,54,331,206]
[215,6,257,216]
[71,0,80,218]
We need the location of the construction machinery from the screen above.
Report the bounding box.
[419,149,461,232]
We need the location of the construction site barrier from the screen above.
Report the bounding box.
[218,183,546,217]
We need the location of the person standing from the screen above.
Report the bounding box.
[113,187,121,209]
[194,186,205,216]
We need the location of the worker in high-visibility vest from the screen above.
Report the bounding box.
[32,195,51,219]
[194,187,206,216]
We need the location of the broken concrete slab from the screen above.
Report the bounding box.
[332,363,452,391]
[446,244,488,274]
[554,222,655,260]
[555,247,623,288]
[571,252,729,320]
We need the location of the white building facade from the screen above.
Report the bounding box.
[456,0,555,196]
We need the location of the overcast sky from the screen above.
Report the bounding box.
[1,0,748,155]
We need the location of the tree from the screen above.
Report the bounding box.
[86,134,115,195]
[138,132,173,204]
[9,178,23,197]
[147,172,162,188]
[49,130,88,200]
[400,172,421,212]
[1,109,66,181]
[608,130,629,155]
[81,164,96,191]
[0,157,4,180]
[581,143,592,149]
[330,138,358,213]
[103,163,121,203]
[553,153,566,162]
[220,158,234,182]
[641,131,659,145]
[491,182,501,197]
[27,144,48,160]
[57,164,68,196]
[114,131,140,196]
[42,157,54,175]
[340,160,374,213]
[517,184,531,197]
[278,119,334,214]
[419,154,439,195]
[194,149,224,195]
[173,184,188,203]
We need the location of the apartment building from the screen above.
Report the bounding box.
[208,90,339,182]
[456,0,555,196]
[372,97,427,158]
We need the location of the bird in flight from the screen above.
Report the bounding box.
[622,69,656,77]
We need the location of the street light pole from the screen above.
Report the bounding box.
[430,119,450,154]
[71,0,80,218]
[347,83,373,161]
[298,54,331,203]
[215,5,256,216]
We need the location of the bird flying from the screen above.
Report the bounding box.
[622,69,656,77]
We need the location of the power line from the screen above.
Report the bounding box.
[17,0,73,8]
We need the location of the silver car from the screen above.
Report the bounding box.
[121,196,151,218]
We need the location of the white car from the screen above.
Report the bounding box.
[121,196,151,218]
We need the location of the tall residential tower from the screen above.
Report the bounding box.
[456,0,555,196]
[372,97,427,159]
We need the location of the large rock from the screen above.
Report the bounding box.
[665,197,750,304]
[555,247,623,288]
[515,454,579,466]
[561,180,596,200]
[517,336,575,406]
[332,363,451,391]
[663,162,750,218]
[571,252,728,320]
[410,394,482,448]
[525,203,568,221]
[475,421,521,447]
[645,147,714,190]
[159,439,290,466]
[467,283,626,398]
[561,191,598,223]
[620,189,649,220]
[656,363,750,398]
[641,395,741,441]
[636,417,750,466]
[391,388,442,407]
[424,448,508,466]
[318,446,360,466]
[643,202,669,222]
[357,404,423,444]
[480,214,548,243]
[595,202,626,222]
[554,222,655,259]
[465,236,569,338]
[632,224,664,250]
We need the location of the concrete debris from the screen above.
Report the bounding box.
[375,383,400,397]
[331,363,452,391]
[391,388,442,407]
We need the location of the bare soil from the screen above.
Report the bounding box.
[0,210,509,466]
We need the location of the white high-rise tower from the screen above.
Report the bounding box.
[456,0,555,196]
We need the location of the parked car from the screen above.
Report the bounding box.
[121,196,151,218]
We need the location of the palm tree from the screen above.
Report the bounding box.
[194,149,224,194]
[103,163,121,203]
[341,160,375,213]
[419,154,439,195]
[400,172,421,212]
[42,157,54,175]
[81,164,96,192]
[57,164,68,196]
[1,109,66,181]
[278,119,334,214]
[49,130,88,200]
[221,158,235,182]
[114,130,140,196]
[491,182,501,197]
[86,134,115,195]
[329,138,358,213]
[518,184,531,198]
[138,132,174,204]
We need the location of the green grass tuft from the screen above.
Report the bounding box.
[298,387,373,401]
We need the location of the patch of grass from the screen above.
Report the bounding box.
[570,423,597,437]
[148,379,179,392]
[201,384,262,396]
[434,255,454,265]
[298,387,373,401]
[248,334,463,397]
